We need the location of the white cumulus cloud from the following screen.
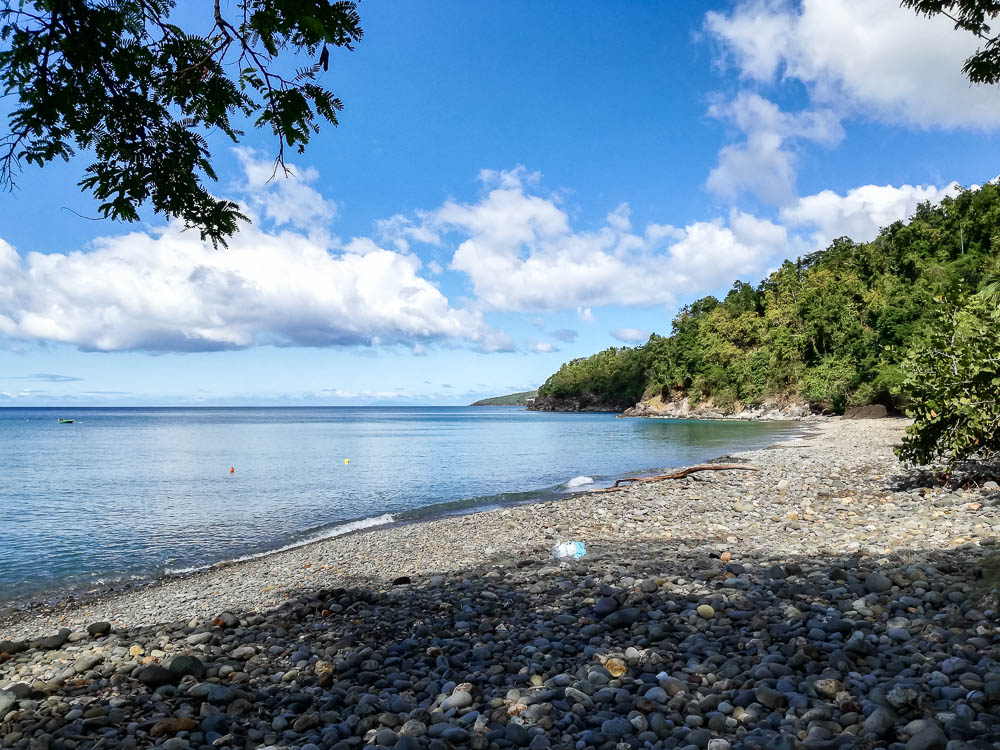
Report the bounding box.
[235,148,336,227]
[0,155,508,354]
[413,168,790,312]
[0,389,38,400]
[781,181,961,249]
[668,209,792,283]
[705,0,1000,129]
[0,228,498,352]
[610,328,650,344]
[6,154,960,359]
[707,92,844,204]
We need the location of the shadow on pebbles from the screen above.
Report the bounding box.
[1,539,999,750]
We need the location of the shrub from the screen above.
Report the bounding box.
[896,297,1000,465]
[802,357,859,413]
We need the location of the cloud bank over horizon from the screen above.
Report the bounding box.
[0,154,511,355]
[0,159,968,356]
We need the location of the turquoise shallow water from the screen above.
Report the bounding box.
[0,407,800,603]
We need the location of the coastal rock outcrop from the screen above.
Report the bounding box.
[527,393,632,412]
[623,394,814,420]
[843,403,889,419]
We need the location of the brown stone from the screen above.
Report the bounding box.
[150,717,197,737]
[843,404,888,419]
[604,658,627,677]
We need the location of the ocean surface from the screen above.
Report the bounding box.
[0,407,801,604]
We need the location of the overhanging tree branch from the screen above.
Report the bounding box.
[901,1,1000,84]
[0,0,363,246]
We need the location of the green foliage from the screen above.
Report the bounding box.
[469,390,538,407]
[979,271,1000,303]
[0,1,362,245]
[537,183,1000,420]
[896,296,1000,465]
[901,2,1000,84]
[536,345,649,409]
[801,357,859,413]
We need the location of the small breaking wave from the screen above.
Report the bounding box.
[565,475,594,488]
[165,513,396,574]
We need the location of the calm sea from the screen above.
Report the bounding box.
[0,407,799,604]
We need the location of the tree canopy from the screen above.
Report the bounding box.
[536,182,1000,423]
[0,0,362,245]
[901,1,1000,84]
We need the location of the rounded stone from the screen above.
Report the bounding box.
[601,717,633,737]
[168,654,206,680]
[86,622,111,637]
[865,573,892,593]
[506,722,531,747]
[137,665,176,689]
[441,690,472,710]
[906,725,947,750]
[375,728,398,746]
[594,597,619,616]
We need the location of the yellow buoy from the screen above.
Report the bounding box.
[344,458,349,464]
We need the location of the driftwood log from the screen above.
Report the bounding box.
[590,463,759,493]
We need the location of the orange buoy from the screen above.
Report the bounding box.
[229,466,234,473]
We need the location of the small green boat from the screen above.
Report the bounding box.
[58,418,74,424]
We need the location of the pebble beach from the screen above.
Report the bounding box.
[2,417,1000,750]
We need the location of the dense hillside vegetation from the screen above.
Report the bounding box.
[535,183,1000,415]
[469,390,538,406]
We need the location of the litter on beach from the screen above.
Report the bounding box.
[552,541,587,559]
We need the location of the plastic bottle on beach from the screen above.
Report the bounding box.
[552,541,587,559]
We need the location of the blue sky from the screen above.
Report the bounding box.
[1,0,998,405]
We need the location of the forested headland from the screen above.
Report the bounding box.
[469,390,538,406]
[532,183,1000,418]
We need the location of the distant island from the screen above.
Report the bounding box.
[469,390,537,407]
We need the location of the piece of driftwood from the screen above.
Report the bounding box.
[590,463,759,493]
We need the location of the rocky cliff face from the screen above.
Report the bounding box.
[526,393,634,412]
[529,391,815,419]
[622,394,814,421]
